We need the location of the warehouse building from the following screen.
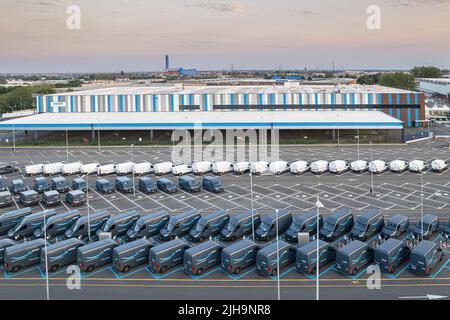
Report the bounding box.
[0,83,425,144]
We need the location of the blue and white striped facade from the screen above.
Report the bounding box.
[34,85,425,127]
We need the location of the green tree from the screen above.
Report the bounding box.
[379,72,416,91]
[411,66,442,78]
[357,73,381,85]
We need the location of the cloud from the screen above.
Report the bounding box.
[391,0,450,7]
[185,0,244,13]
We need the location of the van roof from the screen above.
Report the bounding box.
[46,210,79,223]
[337,240,368,256]
[203,176,218,181]
[257,240,292,257]
[46,238,84,253]
[292,209,317,224]
[150,238,188,254]
[261,209,290,224]
[106,210,139,222]
[374,238,404,255]
[138,211,168,222]
[184,240,222,257]
[44,190,59,196]
[77,210,109,223]
[157,178,172,183]
[0,191,11,197]
[21,190,38,196]
[229,210,255,223]
[222,239,256,255]
[116,176,131,182]
[78,238,117,254]
[0,238,16,247]
[410,240,438,256]
[420,214,438,225]
[0,207,31,219]
[5,239,46,253]
[388,214,408,224]
[197,210,227,224]
[68,190,85,196]
[114,239,152,254]
[97,178,111,184]
[35,177,46,181]
[356,209,382,223]
[21,209,55,223]
[73,178,85,183]
[180,175,197,182]
[52,177,66,182]
[172,209,198,220]
[325,208,351,223]
[297,240,329,254]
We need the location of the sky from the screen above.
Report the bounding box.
[1,0,449,73]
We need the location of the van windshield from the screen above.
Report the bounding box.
[133,220,144,232]
[353,222,366,232]
[259,222,270,232]
[289,222,301,232]
[166,218,176,231]
[195,222,205,232]
[385,222,397,231]
[226,222,236,232]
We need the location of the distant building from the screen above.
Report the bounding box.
[419,78,450,101]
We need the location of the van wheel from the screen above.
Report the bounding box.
[169,236,175,241]
[310,267,316,275]
[86,265,95,272]
[160,266,167,273]
[391,265,396,273]
[270,268,278,276]
[122,266,131,273]
[199,237,205,242]
[196,268,204,275]
[351,268,357,275]
[266,236,271,241]
[12,265,21,273]
[50,265,59,272]
[234,267,241,275]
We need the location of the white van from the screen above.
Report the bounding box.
[369,160,387,174]
[269,161,290,175]
[250,161,269,175]
[192,161,213,175]
[408,160,425,173]
[62,162,83,176]
[329,160,349,174]
[97,164,116,176]
[132,162,154,176]
[81,162,99,175]
[154,162,174,175]
[212,161,234,175]
[25,164,44,176]
[116,162,134,176]
[389,160,407,173]
[43,162,64,176]
[289,161,310,174]
[172,164,193,176]
[431,159,447,173]
[350,160,368,173]
[310,160,329,174]
[233,161,250,174]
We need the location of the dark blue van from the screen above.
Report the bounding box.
[19,190,40,206]
[335,240,374,275]
[0,208,32,236]
[97,210,140,239]
[157,178,178,194]
[285,210,323,242]
[409,240,444,276]
[411,214,440,240]
[66,190,87,207]
[138,177,157,194]
[51,176,69,193]
[115,176,133,193]
[0,176,5,191]
[381,214,409,239]
[296,240,336,274]
[373,238,410,273]
[72,178,87,192]
[34,177,50,193]
[349,209,384,241]
[42,190,61,207]
[0,239,16,264]
[77,238,118,272]
[159,210,201,241]
[113,238,154,273]
[221,239,259,275]
[319,209,354,242]
[179,175,201,193]
[126,211,169,240]
[4,239,46,272]
[8,209,56,240]
[42,238,85,272]
[190,210,230,242]
[96,178,115,194]
[34,210,81,240]
[255,209,292,241]
[11,179,27,194]
[256,240,296,276]
[0,191,13,208]
[220,211,261,241]
[184,240,224,275]
[148,238,191,273]
[443,220,450,237]
[65,210,111,240]
[202,176,224,193]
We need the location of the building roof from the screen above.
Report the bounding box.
[0,111,404,131]
[42,84,416,96]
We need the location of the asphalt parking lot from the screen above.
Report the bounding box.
[1,140,450,300]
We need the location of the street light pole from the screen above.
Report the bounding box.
[43,210,50,300]
[428,120,431,153]
[421,171,424,241]
[370,141,374,195]
[275,209,280,301]
[85,174,91,243]
[337,114,340,149]
[357,127,360,161]
[249,142,255,241]
[131,144,136,197]
[66,130,69,163]
[315,196,324,301]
